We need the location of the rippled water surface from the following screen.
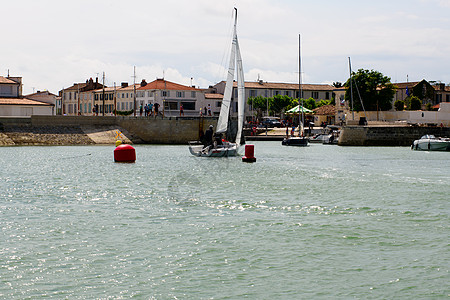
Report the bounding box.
[1,143,449,298]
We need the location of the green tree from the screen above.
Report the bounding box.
[303,97,316,110]
[247,96,269,119]
[408,96,422,110]
[394,100,404,111]
[269,95,294,114]
[247,96,268,111]
[344,69,396,111]
[317,99,332,107]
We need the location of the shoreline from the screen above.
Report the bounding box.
[1,116,449,146]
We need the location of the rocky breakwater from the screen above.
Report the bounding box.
[0,119,134,146]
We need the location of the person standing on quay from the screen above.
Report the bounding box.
[148,102,153,117]
[180,104,184,116]
[207,104,211,116]
[154,102,160,118]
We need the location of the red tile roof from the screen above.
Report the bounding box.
[119,84,141,91]
[205,93,223,99]
[393,82,420,89]
[0,76,19,84]
[0,97,53,106]
[138,79,199,91]
[313,104,336,115]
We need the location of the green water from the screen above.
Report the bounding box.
[1,143,448,298]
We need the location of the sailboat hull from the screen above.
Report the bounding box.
[189,142,240,157]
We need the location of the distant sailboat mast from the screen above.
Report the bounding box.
[348,57,354,121]
[299,34,304,136]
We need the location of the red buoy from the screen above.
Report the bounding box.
[242,144,256,163]
[114,144,136,163]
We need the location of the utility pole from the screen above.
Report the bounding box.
[102,72,105,116]
[133,66,136,117]
[77,84,80,115]
[114,82,117,116]
[61,87,65,115]
[348,57,354,121]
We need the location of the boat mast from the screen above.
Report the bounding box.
[299,34,304,136]
[348,57,354,121]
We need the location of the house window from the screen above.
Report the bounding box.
[162,91,169,97]
[181,101,195,110]
[250,90,257,97]
[447,95,450,102]
[95,94,98,100]
[191,91,196,98]
[216,101,222,108]
[109,94,113,100]
[325,92,330,100]
[312,91,319,99]
[164,101,178,110]
[176,91,185,98]
[274,90,280,96]
[284,91,290,97]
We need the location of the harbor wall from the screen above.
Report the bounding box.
[339,125,450,146]
[117,117,216,144]
[0,116,218,145]
[2,116,450,146]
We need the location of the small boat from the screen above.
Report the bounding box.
[188,8,245,157]
[411,134,450,151]
[282,137,309,146]
[322,126,340,145]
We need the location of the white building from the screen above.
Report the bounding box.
[0,76,53,116]
[136,79,204,116]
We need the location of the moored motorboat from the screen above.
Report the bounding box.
[282,137,309,146]
[411,134,450,151]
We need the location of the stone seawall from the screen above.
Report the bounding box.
[0,116,217,146]
[339,125,450,146]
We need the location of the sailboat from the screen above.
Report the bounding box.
[282,34,309,147]
[188,8,245,157]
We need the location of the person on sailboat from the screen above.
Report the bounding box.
[203,125,214,149]
[214,132,223,148]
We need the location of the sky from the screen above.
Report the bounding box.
[2,0,450,95]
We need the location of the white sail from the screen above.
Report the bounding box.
[235,34,245,144]
[216,20,237,134]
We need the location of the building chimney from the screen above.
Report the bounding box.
[121,82,128,88]
[141,79,147,87]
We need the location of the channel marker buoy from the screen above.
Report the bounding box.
[114,143,136,163]
[242,144,256,163]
